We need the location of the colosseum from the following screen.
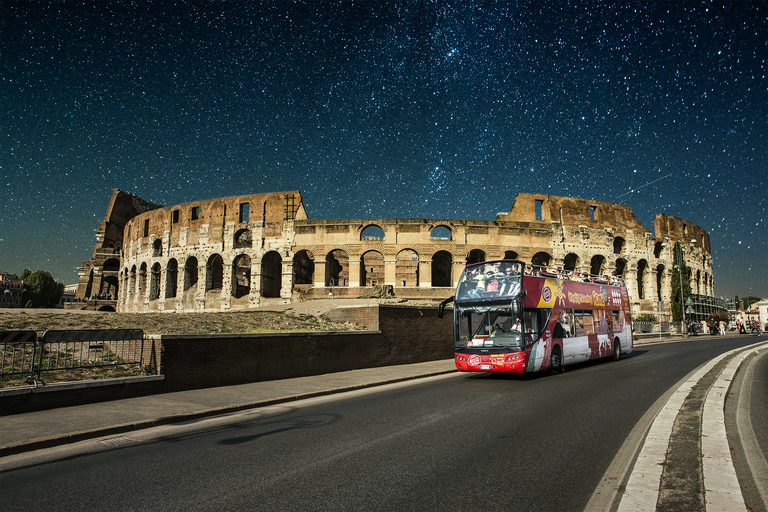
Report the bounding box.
[76,189,715,319]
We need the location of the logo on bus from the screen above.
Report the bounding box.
[542,286,552,303]
[468,355,481,366]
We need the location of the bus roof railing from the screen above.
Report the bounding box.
[525,264,626,287]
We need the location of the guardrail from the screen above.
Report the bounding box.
[1,329,145,385]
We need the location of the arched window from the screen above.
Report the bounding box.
[637,259,648,299]
[531,252,551,268]
[166,259,178,298]
[293,250,315,285]
[430,225,452,240]
[590,255,606,276]
[232,254,251,298]
[325,249,349,286]
[613,237,625,255]
[466,249,485,265]
[103,258,120,272]
[361,250,384,286]
[138,263,147,296]
[184,257,198,292]
[504,250,518,260]
[149,263,161,300]
[563,253,580,272]
[396,249,419,287]
[207,254,224,291]
[234,228,252,248]
[656,264,665,301]
[153,239,163,257]
[432,251,453,287]
[614,258,627,277]
[361,225,385,240]
[261,251,282,298]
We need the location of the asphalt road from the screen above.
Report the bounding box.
[0,337,762,512]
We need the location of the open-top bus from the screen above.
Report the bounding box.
[438,260,633,374]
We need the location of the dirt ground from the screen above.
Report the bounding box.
[0,298,438,335]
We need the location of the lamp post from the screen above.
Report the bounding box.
[675,239,696,337]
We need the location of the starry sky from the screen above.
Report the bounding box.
[2,1,766,300]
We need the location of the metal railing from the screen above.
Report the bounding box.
[1,329,145,385]
[0,330,39,379]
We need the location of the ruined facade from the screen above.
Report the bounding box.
[79,189,713,319]
[75,189,162,310]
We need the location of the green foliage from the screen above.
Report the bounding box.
[20,269,65,308]
[635,313,658,322]
[708,312,731,324]
[742,296,761,309]
[670,243,692,322]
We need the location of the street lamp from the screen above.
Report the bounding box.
[675,239,696,337]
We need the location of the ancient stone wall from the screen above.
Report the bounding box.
[111,190,712,319]
[119,190,305,312]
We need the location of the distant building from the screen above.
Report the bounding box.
[0,272,24,308]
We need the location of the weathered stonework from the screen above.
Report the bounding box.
[79,190,713,318]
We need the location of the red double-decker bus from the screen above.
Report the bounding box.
[439,260,633,374]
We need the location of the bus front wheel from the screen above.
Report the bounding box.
[612,338,621,361]
[548,346,563,375]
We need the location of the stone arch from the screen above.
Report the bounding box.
[138,263,147,297]
[656,264,665,301]
[637,259,648,299]
[430,225,452,240]
[466,249,485,265]
[590,255,607,276]
[563,253,580,272]
[396,249,419,287]
[695,269,701,294]
[184,257,198,292]
[103,258,120,272]
[232,254,251,298]
[153,239,163,257]
[614,258,628,277]
[234,228,253,248]
[613,237,626,255]
[325,249,349,287]
[361,250,384,286]
[654,241,664,258]
[431,250,453,287]
[128,265,136,299]
[360,224,385,240]
[504,250,519,260]
[261,251,282,298]
[206,254,224,291]
[100,275,118,298]
[166,259,178,298]
[531,252,551,268]
[149,262,161,300]
[293,250,314,285]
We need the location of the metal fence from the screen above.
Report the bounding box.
[0,330,38,378]
[1,329,145,385]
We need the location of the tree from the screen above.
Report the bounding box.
[20,269,65,308]
[670,243,692,323]
[742,296,761,309]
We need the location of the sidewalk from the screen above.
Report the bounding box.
[0,359,457,456]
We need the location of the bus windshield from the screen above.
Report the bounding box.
[457,310,525,350]
[456,261,523,302]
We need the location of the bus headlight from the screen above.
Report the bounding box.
[505,355,521,362]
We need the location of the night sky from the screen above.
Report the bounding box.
[2,1,765,300]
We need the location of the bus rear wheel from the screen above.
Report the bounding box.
[548,346,563,375]
[612,338,621,361]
